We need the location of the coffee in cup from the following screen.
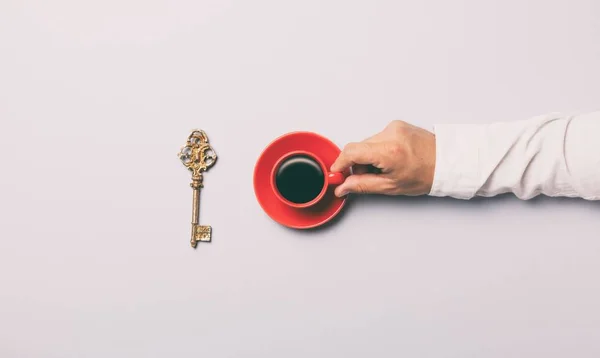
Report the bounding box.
[270,150,344,209]
[275,154,325,204]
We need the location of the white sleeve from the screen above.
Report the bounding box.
[428,111,600,200]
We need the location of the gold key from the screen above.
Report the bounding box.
[178,130,217,248]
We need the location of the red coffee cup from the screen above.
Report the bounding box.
[270,150,345,210]
[254,131,349,229]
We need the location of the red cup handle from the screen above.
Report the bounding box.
[327,172,345,186]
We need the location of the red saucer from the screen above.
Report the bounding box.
[253,131,348,229]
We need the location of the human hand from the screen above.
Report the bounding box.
[331,121,436,197]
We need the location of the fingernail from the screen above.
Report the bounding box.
[337,190,348,197]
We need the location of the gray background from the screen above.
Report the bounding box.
[1,0,599,357]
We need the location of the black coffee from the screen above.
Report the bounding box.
[275,155,325,204]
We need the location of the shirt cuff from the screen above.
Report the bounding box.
[428,123,483,199]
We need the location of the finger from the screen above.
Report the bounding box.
[331,142,382,172]
[334,173,391,197]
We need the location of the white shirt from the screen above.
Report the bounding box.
[429,111,600,200]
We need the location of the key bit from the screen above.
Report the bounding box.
[178,130,217,248]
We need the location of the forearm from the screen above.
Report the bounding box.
[429,112,600,200]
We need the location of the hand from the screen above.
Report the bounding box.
[331,120,436,197]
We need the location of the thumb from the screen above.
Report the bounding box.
[334,174,390,197]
